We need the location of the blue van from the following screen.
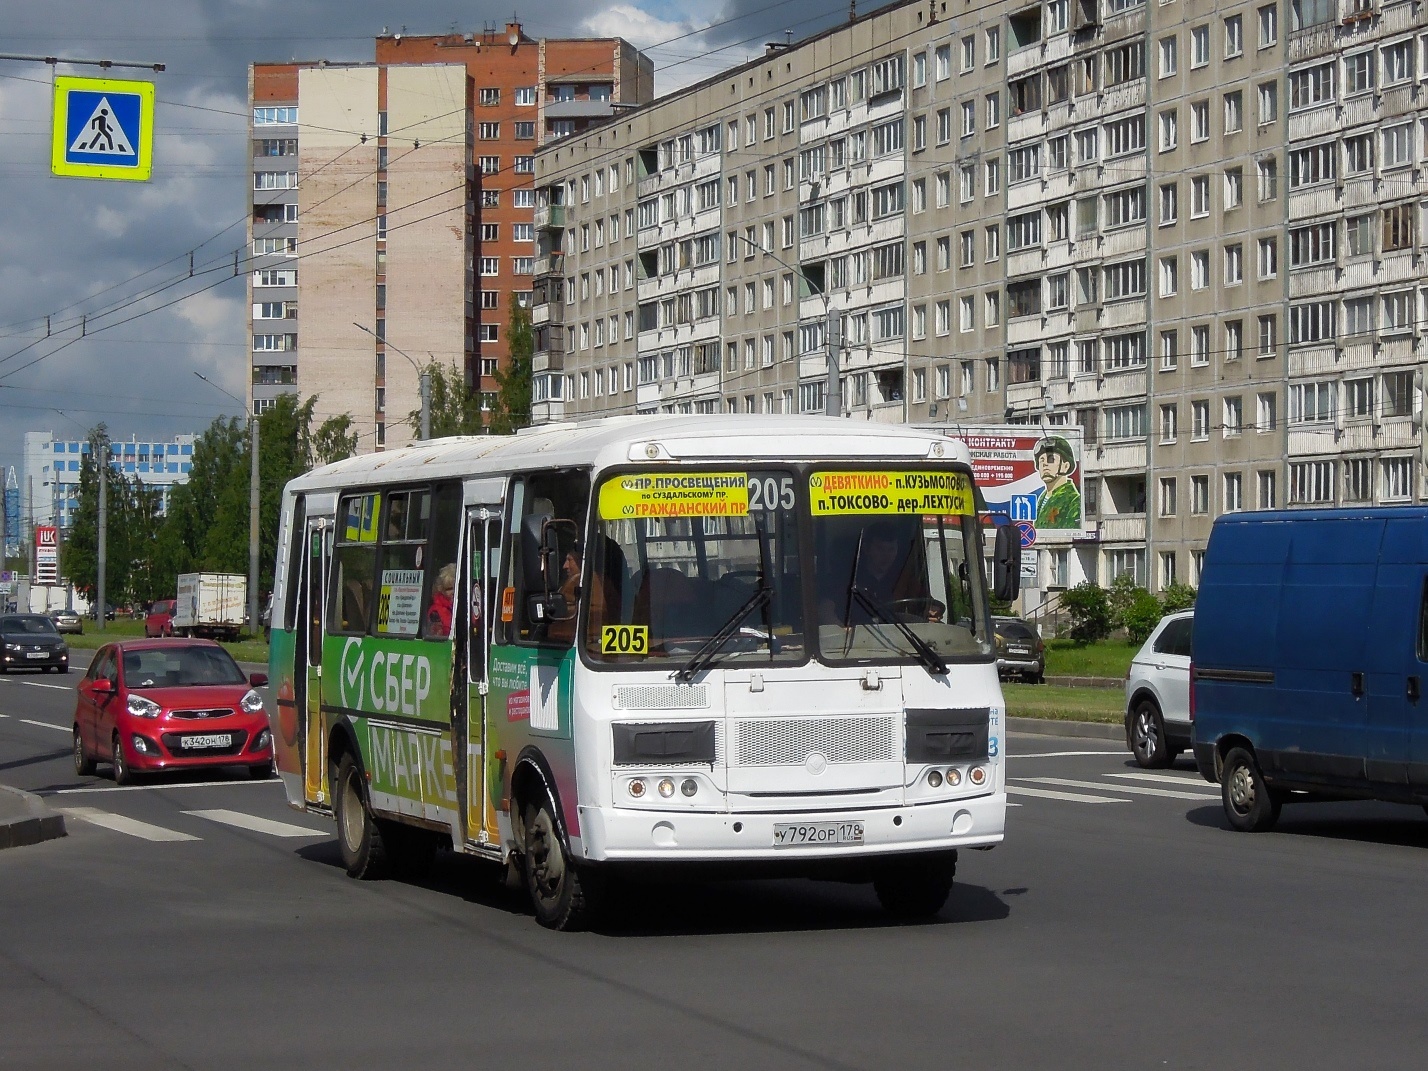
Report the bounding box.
[1193,506,1428,832]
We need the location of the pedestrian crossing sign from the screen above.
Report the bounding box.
[51,75,154,181]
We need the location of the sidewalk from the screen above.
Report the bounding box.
[0,785,66,851]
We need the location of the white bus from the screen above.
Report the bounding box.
[267,416,1020,929]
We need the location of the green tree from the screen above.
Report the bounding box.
[1123,588,1164,644]
[1062,581,1113,645]
[1159,581,1197,614]
[412,361,483,438]
[1106,571,1141,630]
[149,416,247,597]
[64,425,163,607]
[307,410,359,466]
[488,304,533,436]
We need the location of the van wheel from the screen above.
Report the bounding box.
[1221,747,1281,832]
[520,796,597,931]
[1130,700,1173,769]
[334,754,388,879]
[873,854,957,920]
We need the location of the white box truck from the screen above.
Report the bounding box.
[173,572,247,641]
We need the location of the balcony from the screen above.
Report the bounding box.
[534,203,565,230]
[1098,514,1146,543]
[531,301,565,328]
[534,252,565,278]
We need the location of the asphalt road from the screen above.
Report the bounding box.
[4,670,1428,1070]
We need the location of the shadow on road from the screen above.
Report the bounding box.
[295,839,1012,936]
[1185,800,1428,848]
[0,747,73,775]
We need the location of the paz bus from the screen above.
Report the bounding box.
[267,416,1021,929]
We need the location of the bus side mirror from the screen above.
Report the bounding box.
[540,524,562,591]
[992,525,1021,603]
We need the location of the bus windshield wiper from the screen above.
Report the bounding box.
[675,522,774,683]
[849,586,948,675]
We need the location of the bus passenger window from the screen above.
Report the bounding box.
[511,470,592,647]
[423,483,463,641]
[328,492,379,635]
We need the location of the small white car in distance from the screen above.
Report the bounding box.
[1124,609,1193,768]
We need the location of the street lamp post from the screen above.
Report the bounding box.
[194,373,260,638]
[354,323,431,440]
[728,233,841,418]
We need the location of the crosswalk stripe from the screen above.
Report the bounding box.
[184,808,327,838]
[1110,772,1218,788]
[19,718,67,733]
[1019,776,1218,801]
[1007,786,1129,804]
[62,807,199,842]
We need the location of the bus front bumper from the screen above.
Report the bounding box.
[575,793,1005,863]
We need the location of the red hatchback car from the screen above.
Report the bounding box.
[72,639,274,784]
[144,599,177,638]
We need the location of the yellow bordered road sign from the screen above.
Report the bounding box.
[52,75,154,181]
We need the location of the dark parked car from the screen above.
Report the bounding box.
[72,638,274,784]
[993,616,1045,683]
[47,609,83,635]
[0,614,70,673]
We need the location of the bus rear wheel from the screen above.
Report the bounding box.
[872,853,956,921]
[334,754,388,879]
[520,797,595,931]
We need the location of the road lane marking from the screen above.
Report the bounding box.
[1006,750,1123,758]
[19,681,75,691]
[1018,776,1218,800]
[19,719,68,733]
[1110,772,1217,788]
[62,807,199,842]
[43,779,275,795]
[1007,786,1129,804]
[184,808,326,838]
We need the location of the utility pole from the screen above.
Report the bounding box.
[248,416,259,636]
[354,322,431,440]
[97,452,107,633]
[825,305,841,418]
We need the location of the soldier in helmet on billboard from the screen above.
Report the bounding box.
[1034,435,1081,529]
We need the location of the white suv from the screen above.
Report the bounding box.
[1124,609,1193,768]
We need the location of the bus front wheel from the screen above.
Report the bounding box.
[872,854,956,921]
[520,797,596,931]
[334,753,388,878]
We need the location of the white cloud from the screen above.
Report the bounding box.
[580,4,702,49]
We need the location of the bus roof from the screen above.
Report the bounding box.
[285,415,973,493]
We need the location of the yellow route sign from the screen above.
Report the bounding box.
[598,472,750,520]
[809,470,974,516]
[52,76,154,181]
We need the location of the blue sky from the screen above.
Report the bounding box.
[0,0,863,468]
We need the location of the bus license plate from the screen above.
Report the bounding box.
[772,821,864,848]
[180,733,232,750]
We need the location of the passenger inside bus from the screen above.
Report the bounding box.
[425,563,456,639]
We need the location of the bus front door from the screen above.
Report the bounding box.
[463,509,503,850]
[302,519,330,807]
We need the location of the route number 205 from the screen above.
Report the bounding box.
[601,624,649,655]
[747,475,795,512]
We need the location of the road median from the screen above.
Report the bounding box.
[0,785,66,850]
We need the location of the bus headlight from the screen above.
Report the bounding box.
[945,768,962,787]
[628,778,647,798]
[969,766,987,786]
[657,777,676,798]
[926,770,943,788]
[680,778,698,797]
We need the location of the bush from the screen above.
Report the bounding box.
[1062,582,1112,645]
[1123,589,1164,644]
[1106,572,1140,630]
[1160,581,1197,614]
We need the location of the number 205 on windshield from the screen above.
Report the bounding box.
[601,624,649,655]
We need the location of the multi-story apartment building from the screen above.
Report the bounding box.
[22,431,198,531]
[531,0,1428,600]
[247,25,652,450]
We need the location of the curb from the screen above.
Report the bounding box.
[0,785,67,851]
[1008,716,1124,742]
[1042,675,1124,690]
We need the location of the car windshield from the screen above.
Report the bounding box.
[1,615,59,635]
[808,467,992,666]
[122,646,247,688]
[587,469,804,667]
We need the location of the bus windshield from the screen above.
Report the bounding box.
[587,469,804,667]
[808,467,993,666]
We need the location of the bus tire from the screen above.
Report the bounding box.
[334,753,388,879]
[872,854,956,921]
[1221,746,1281,833]
[520,796,594,931]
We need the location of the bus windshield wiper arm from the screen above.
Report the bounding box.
[674,587,773,683]
[850,586,948,675]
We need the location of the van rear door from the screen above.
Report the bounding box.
[1361,520,1425,789]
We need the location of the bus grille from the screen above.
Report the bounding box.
[732,716,899,767]
[612,684,709,710]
